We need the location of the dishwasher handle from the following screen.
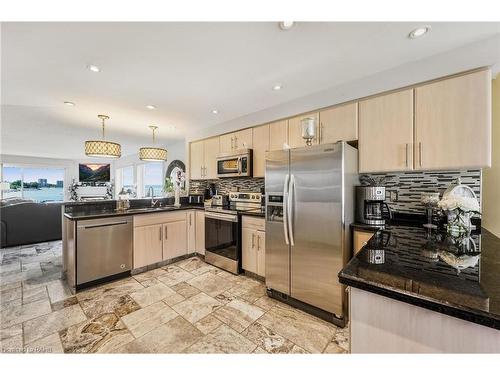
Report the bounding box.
[78,221,130,229]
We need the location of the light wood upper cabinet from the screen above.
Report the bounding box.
[269,120,288,151]
[319,102,358,144]
[359,89,414,173]
[203,137,219,179]
[190,140,204,180]
[195,210,205,255]
[252,124,270,177]
[414,69,491,170]
[133,224,163,269]
[162,219,187,260]
[288,112,319,148]
[219,133,233,154]
[220,129,253,154]
[189,137,219,180]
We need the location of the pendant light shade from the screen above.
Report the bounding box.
[139,126,168,161]
[85,115,121,158]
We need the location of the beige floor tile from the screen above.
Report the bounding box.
[214,290,237,305]
[187,272,232,297]
[118,316,203,353]
[157,265,194,286]
[1,286,21,303]
[194,313,223,334]
[1,298,51,329]
[171,281,201,298]
[238,283,266,303]
[22,285,48,305]
[51,296,78,312]
[0,281,22,292]
[25,333,64,354]
[60,312,134,353]
[323,342,347,354]
[288,345,310,354]
[184,324,257,353]
[46,280,73,303]
[121,301,178,338]
[23,303,87,344]
[0,298,22,312]
[0,333,23,353]
[78,288,141,319]
[257,304,336,353]
[0,261,21,275]
[0,323,22,341]
[213,298,265,333]
[175,257,207,272]
[133,268,168,284]
[242,321,295,354]
[162,292,186,307]
[129,283,176,308]
[252,346,269,354]
[253,295,278,311]
[171,292,222,323]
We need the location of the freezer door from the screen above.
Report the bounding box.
[289,143,344,315]
[265,149,290,295]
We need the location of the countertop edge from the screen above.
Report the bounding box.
[63,205,205,221]
[339,272,500,331]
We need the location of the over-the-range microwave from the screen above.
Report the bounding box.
[216,149,253,178]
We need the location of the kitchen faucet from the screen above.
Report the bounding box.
[148,186,160,207]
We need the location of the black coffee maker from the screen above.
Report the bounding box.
[204,183,217,200]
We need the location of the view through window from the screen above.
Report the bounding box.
[143,163,163,197]
[2,165,65,202]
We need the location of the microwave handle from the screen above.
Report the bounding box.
[237,157,242,174]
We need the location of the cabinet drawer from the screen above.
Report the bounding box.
[242,216,265,231]
[134,211,187,227]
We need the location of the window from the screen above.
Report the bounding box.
[1,165,65,202]
[115,166,135,197]
[143,163,163,197]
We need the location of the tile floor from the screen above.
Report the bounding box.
[0,240,349,354]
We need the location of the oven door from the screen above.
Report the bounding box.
[204,212,240,273]
[217,157,240,177]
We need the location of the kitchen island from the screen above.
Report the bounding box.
[339,222,500,353]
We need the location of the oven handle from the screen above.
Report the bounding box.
[205,212,238,222]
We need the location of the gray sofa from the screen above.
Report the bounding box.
[0,200,63,248]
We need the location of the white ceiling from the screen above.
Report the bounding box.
[1,22,499,159]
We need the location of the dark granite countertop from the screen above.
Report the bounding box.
[64,204,204,220]
[340,222,500,330]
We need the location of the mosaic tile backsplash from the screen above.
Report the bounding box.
[360,170,481,214]
[189,170,481,215]
[189,177,265,195]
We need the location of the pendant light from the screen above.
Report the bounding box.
[84,115,121,158]
[139,125,168,161]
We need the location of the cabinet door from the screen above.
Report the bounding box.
[234,128,253,150]
[256,230,266,277]
[269,119,288,151]
[415,69,491,170]
[252,124,270,177]
[203,137,220,179]
[320,102,358,144]
[241,227,257,274]
[162,220,188,260]
[190,140,204,180]
[219,133,234,154]
[187,211,196,253]
[359,89,414,173]
[288,112,319,148]
[195,211,205,255]
[353,230,374,255]
[134,224,163,269]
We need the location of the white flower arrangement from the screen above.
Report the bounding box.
[438,196,480,213]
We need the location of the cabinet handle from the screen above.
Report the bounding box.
[405,143,409,168]
[257,235,260,251]
[165,226,168,240]
[189,214,192,226]
[251,233,255,248]
[419,142,423,167]
[159,227,162,241]
[234,136,238,149]
[231,137,234,150]
[200,166,203,178]
[319,123,323,144]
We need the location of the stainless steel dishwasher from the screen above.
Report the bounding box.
[76,216,133,286]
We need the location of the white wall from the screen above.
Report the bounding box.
[187,34,500,142]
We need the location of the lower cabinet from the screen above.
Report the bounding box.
[133,224,163,269]
[195,210,205,255]
[162,220,188,260]
[187,210,196,253]
[241,216,265,277]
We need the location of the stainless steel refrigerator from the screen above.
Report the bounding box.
[265,142,358,326]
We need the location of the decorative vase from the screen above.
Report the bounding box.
[174,186,181,208]
[446,209,472,234]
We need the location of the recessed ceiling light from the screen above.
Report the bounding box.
[64,101,75,106]
[279,21,294,30]
[408,26,431,39]
[87,64,100,72]
[272,84,282,91]
[146,105,156,110]
[212,109,219,114]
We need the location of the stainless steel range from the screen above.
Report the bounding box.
[204,192,262,274]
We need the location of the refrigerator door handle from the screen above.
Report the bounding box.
[288,174,295,246]
[283,174,290,245]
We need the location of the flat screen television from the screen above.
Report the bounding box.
[79,163,111,182]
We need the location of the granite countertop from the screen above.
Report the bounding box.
[64,204,204,220]
[340,222,500,330]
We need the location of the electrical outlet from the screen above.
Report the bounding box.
[389,190,398,202]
